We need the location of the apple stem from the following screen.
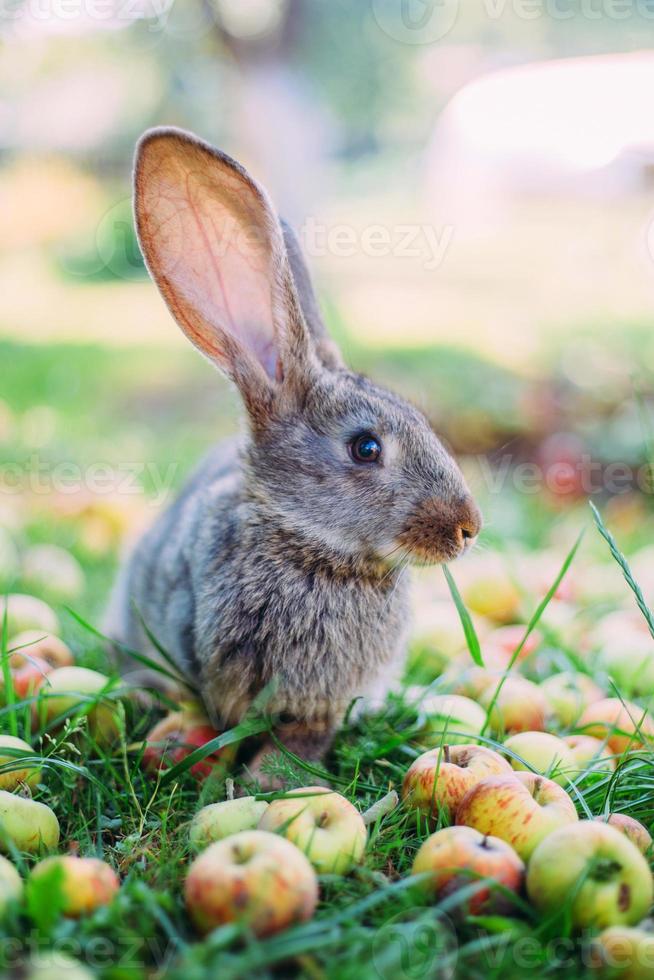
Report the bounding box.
[225,778,234,802]
[362,790,399,826]
[443,745,451,765]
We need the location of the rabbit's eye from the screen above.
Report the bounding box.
[350,433,382,464]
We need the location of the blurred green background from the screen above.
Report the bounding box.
[3,0,654,624]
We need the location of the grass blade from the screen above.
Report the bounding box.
[590,500,654,639]
[442,564,484,667]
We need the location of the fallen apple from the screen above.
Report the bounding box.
[541,671,604,728]
[22,545,85,603]
[142,705,235,781]
[590,923,654,979]
[28,855,119,917]
[412,692,486,745]
[456,771,578,860]
[486,625,542,662]
[526,821,653,929]
[563,734,615,773]
[0,790,59,853]
[479,677,548,735]
[402,744,513,821]
[578,699,654,754]
[594,814,652,856]
[7,656,53,701]
[600,631,654,699]
[503,731,576,786]
[411,825,525,915]
[185,830,318,936]
[438,662,506,701]
[38,666,120,746]
[0,595,59,639]
[24,954,95,980]
[461,557,522,623]
[189,797,270,850]
[0,735,40,790]
[9,631,74,670]
[258,786,367,874]
[0,854,22,914]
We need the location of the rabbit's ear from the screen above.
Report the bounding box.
[134,128,313,421]
[280,220,344,371]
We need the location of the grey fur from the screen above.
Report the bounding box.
[106,128,481,777]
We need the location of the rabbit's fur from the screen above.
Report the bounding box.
[107,128,481,779]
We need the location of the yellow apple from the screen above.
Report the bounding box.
[479,677,548,735]
[563,734,615,773]
[0,791,59,853]
[411,692,486,745]
[0,735,40,790]
[541,671,603,728]
[578,699,654,755]
[258,787,366,874]
[527,821,653,929]
[0,595,59,639]
[0,854,22,914]
[9,632,74,670]
[190,797,270,850]
[185,830,318,936]
[590,924,654,978]
[38,667,120,745]
[503,731,576,786]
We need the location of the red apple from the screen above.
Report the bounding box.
[185,830,318,936]
[411,825,525,915]
[402,744,513,821]
[142,705,235,780]
[28,855,119,917]
[456,771,578,860]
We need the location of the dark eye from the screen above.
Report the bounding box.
[350,433,382,464]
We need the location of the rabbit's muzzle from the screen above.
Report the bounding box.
[396,494,482,564]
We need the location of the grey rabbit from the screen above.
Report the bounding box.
[106,127,482,784]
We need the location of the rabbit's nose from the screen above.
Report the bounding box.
[457,499,482,549]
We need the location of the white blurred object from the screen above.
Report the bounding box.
[427,51,654,227]
[22,544,85,602]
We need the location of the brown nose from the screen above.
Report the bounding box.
[398,494,482,564]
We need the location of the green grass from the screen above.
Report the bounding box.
[1,339,654,978]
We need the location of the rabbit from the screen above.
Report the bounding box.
[106,127,482,785]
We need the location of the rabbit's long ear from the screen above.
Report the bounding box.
[280,220,344,371]
[134,128,313,422]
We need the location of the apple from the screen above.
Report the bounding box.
[503,731,576,786]
[0,735,40,790]
[142,704,236,781]
[258,786,366,875]
[486,625,542,662]
[22,545,84,603]
[7,656,53,701]
[9,631,74,670]
[411,825,525,915]
[0,854,22,914]
[0,790,59,853]
[578,699,654,754]
[590,924,654,979]
[190,797,270,849]
[185,830,318,936]
[461,557,522,623]
[38,667,120,745]
[456,771,578,860]
[594,814,652,856]
[402,744,513,821]
[411,692,486,745]
[438,654,508,700]
[526,821,653,929]
[0,595,59,639]
[600,633,654,699]
[541,671,604,728]
[24,955,95,980]
[29,855,118,917]
[479,677,548,735]
[563,735,615,773]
